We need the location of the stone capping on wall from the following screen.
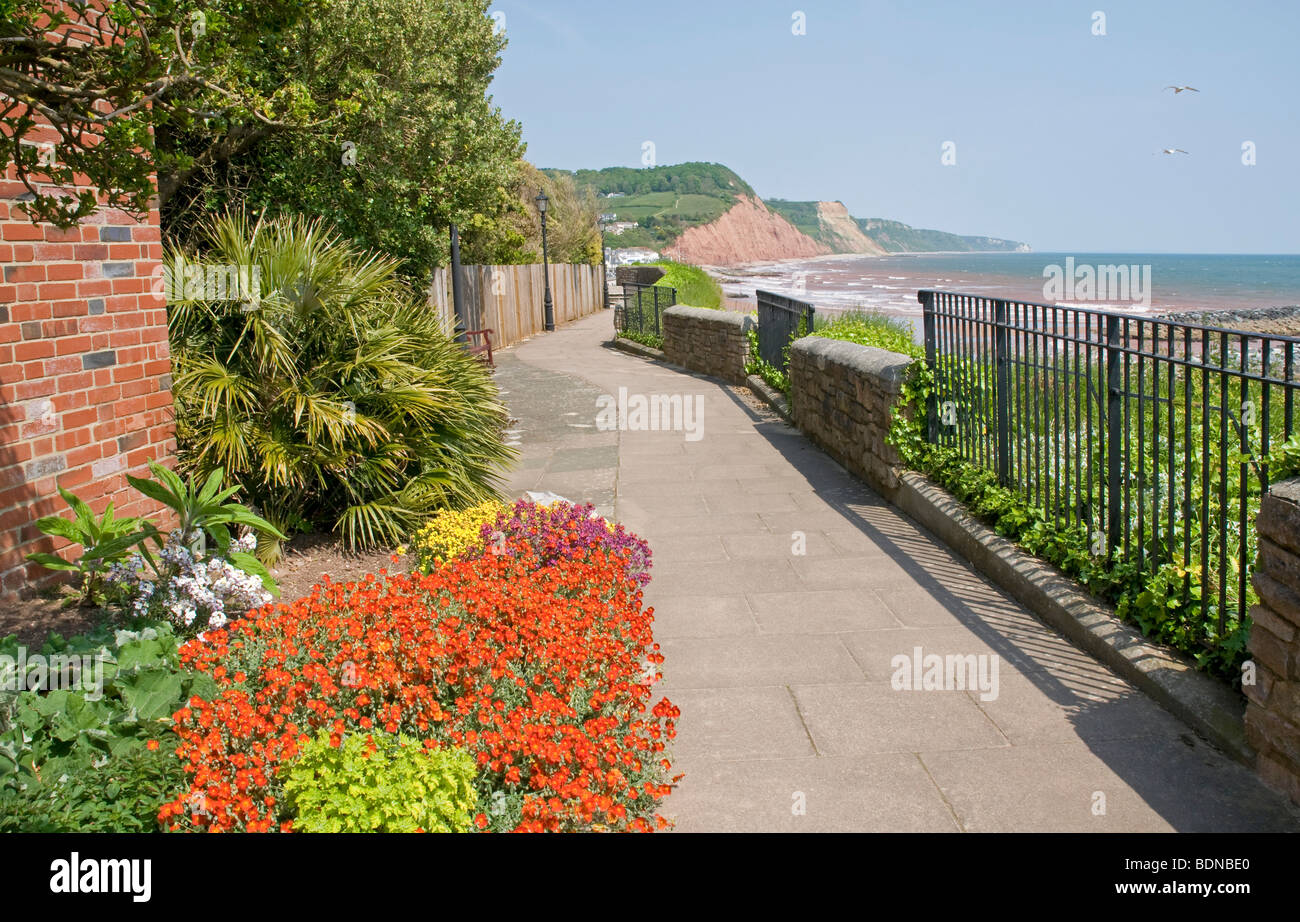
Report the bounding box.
[788,335,912,492]
[660,305,754,385]
[1248,479,1300,804]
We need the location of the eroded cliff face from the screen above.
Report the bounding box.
[664,195,829,266]
[816,201,886,255]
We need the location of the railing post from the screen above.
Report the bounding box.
[1106,314,1123,555]
[994,298,1011,485]
[920,291,938,444]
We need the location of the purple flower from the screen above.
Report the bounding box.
[477,500,652,586]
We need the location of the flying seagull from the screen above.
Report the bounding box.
[1159,148,1190,155]
[1164,85,1199,94]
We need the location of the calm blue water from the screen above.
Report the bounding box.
[719,252,1300,317]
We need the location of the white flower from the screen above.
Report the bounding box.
[103,531,272,633]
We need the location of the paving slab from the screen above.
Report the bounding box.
[920,738,1299,832]
[656,635,865,690]
[660,686,815,761]
[747,588,903,633]
[791,682,1010,755]
[665,754,961,833]
[648,595,759,639]
[491,311,1300,833]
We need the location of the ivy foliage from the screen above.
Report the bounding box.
[884,362,1251,681]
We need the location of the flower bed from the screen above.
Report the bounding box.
[161,502,677,832]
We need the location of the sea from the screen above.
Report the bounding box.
[713,253,1300,322]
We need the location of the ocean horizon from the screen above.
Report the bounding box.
[712,252,1300,318]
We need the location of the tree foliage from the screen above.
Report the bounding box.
[161,0,525,278]
[0,0,305,225]
[2,0,529,277]
[560,162,754,201]
[461,161,600,267]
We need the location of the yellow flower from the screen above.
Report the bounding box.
[407,502,506,574]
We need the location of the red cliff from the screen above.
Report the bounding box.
[664,195,830,266]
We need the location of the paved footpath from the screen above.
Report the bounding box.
[494,311,1300,832]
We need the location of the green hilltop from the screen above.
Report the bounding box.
[544,162,1027,254]
[543,162,753,250]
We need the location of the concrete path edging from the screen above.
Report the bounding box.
[608,336,666,362]
[745,374,793,424]
[738,369,1252,764]
[886,470,1253,764]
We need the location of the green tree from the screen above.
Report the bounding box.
[3,0,525,279]
[0,0,310,226]
[462,161,601,266]
[160,0,524,280]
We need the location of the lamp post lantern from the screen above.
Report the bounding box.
[536,189,554,332]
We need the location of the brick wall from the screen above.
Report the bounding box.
[0,148,173,600]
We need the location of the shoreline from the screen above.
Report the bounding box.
[703,251,1300,320]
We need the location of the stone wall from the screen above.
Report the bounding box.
[0,118,173,601]
[1247,480,1300,804]
[788,336,912,494]
[661,306,753,385]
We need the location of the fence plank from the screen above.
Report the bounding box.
[425,263,602,351]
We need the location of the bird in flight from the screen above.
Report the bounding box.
[1159,148,1190,155]
[1164,85,1199,94]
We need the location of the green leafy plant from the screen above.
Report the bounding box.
[813,309,923,360]
[0,622,213,808]
[26,488,142,607]
[281,730,478,833]
[652,260,723,309]
[1268,432,1300,481]
[745,314,808,396]
[0,742,186,833]
[168,212,516,556]
[617,328,665,350]
[95,461,284,586]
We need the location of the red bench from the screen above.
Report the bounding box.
[465,328,494,366]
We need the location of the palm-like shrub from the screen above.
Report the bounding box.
[167,213,515,556]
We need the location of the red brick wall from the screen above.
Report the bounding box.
[0,155,174,600]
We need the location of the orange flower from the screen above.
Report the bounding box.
[164,525,679,833]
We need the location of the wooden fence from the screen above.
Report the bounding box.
[427,263,605,350]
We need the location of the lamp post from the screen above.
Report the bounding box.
[449,223,466,343]
[598,215,610,310]
[536,189,555,332]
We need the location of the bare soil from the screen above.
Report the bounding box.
[0,594,105,648]
[268,533,405,603]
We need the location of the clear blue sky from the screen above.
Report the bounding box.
[487,0,1300,254]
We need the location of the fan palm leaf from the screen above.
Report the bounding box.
[167,212,516,559]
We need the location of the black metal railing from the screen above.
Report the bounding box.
[614,282,676,341]
[920,289,1300,638]
[756,290,815,370]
